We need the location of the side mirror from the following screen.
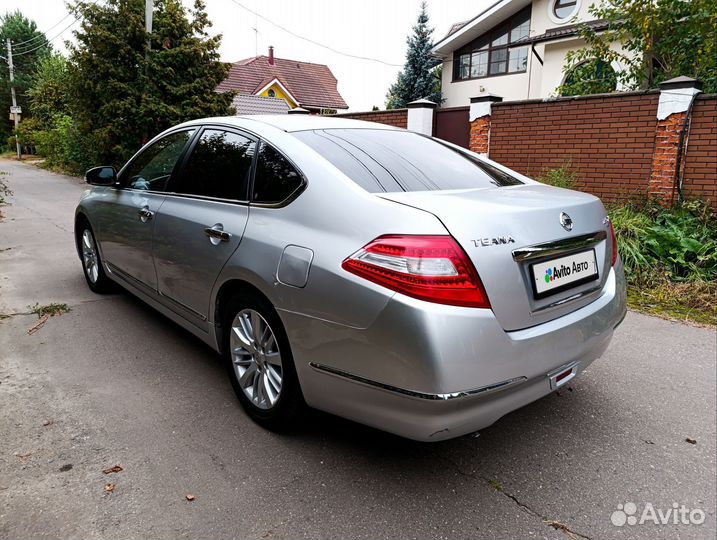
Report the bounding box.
[85,166,117,186]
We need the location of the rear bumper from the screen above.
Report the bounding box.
[283,262,627,441]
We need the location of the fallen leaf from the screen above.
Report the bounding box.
[27,314,49,335]
[104,483,115,493]
[15,452,32,461]
[185,494,195,501]
[685,437,697,445]
[102,465,123,474]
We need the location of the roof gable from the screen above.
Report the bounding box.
[217,55,348,110]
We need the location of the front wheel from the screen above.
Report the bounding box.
[224,291,304,431]
[78,222,114,293]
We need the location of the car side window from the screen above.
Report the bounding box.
[172,129,256,200]
[123,130,195,191]
[253,142,303,204]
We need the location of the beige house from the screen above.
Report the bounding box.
[432,0,630,106]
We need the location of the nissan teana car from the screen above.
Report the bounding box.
[75,115,626,441]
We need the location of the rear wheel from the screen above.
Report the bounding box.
[78,223,114,293]
[223,291,304,430]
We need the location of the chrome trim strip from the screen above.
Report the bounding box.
[531,284,602,313]
[308,362,527,401]
[157,290,208,321]
[512,231,607,262]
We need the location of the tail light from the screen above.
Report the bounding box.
[609,221,618,266]
[341,235,490,308]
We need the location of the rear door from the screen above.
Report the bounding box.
[152,127,257,327]
[97,129,196,291]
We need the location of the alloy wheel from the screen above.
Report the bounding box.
[230,309,283,410]
[81,229,99,284]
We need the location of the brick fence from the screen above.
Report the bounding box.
[472,83,716,208]
[331,80,715,208]
[682,96,717,203]
[334,109,407,129]
[488,92,660,203]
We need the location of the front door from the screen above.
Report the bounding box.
[152,128,257,325]
[97,129,197,291]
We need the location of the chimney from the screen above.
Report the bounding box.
[268,46,275,65]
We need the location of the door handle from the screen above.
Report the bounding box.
[204,226,232,243]
[138,207,154,222]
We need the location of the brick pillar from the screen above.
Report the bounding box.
[648,77,703,204]
[469,95,502,155]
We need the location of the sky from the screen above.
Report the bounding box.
[2,0,489,111]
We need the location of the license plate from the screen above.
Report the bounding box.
[531,249,599,299]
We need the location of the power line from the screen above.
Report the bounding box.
[11,0,96,55]
[12,17,81,57]
[10,12,76,50]
[225,0,403,67]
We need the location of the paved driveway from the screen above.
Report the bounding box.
[1,159,715,539]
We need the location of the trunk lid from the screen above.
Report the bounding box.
[379,184,612,331]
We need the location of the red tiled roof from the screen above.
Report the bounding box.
[217,55,348,110]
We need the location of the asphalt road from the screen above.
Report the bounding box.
[1,159,715,540]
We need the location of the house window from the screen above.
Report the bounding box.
[267,89,276,98]
[550,0,579,22]
[453,7,531,81]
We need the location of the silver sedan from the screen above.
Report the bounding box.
[75,115,626,441]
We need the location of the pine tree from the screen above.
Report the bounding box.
[68,0,233,166]
[385,2,441,109]
[0,11,50,146]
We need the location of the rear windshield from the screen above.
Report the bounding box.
[293,128,523,193]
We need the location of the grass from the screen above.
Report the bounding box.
[627,278,716,326]
[536,159,578,190]
[488,479,503,492]
[29,302,71,318]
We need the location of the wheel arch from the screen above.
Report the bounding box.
[213,278,278,354]
[74,212,91,260]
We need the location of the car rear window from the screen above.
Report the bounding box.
[293,128,523,192]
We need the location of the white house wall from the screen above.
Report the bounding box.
[539,38,633,96]
[439,0,629,106]
[441,65,539,106]
[530,0,596,35]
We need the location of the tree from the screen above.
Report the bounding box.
[0,11,50,147]
[559,0,717,95]
[385,2,441,109]
[27,53,70,125]
[67,0,234,167]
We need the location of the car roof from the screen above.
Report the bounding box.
[175,114,401,133]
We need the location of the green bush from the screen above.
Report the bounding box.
[34,114,96,174]
[609,200,717,284]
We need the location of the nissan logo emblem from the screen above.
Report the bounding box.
[560,212,573,231]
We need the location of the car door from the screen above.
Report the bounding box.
[152,127,256,327]
[96,129,196,291]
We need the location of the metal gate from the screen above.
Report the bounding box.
[433,106,470,149]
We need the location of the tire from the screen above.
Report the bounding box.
[77,222,114,294]
[223,291,304,431]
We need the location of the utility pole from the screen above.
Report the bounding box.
[6,38,21,160]
[142,0,153,144]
